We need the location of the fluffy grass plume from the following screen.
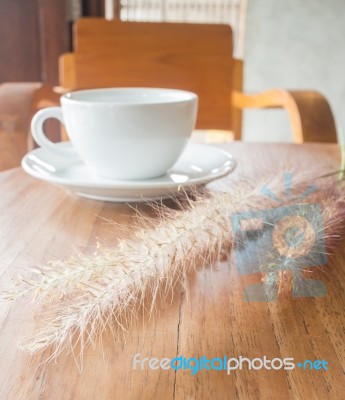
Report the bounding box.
[4,171,345,358]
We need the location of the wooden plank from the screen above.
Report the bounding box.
[74,19,233,54]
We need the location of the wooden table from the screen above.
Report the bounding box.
[0,142,344,400]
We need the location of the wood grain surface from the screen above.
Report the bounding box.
[0,142,344,400]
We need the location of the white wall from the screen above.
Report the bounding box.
[243,0,345,142]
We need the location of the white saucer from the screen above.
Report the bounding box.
[21,142,236,202]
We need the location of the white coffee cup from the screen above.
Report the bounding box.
[31,88,198,180]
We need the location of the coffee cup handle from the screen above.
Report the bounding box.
[31,107,76,157]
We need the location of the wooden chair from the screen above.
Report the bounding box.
[0,83,59,172]
[0,19,338,172]
[57,18,337,143]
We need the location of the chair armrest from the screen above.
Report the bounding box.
[32,85,60,110]
[232,90,337,143]
[0,83,60,171]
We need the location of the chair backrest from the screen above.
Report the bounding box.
[59,18,243,133]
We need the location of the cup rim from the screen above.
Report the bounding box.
[61,87,198,106]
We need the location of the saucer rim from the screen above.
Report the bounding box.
[21,142,236,189]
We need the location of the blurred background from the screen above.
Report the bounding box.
[0,0,343,142]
